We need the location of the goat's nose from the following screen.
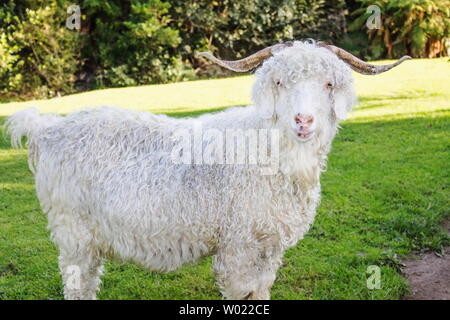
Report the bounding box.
[294,114,314,125]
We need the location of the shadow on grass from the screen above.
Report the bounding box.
[358,91,445,103]
[355,92,447,111]
[0,116,12,150]
[159,105,238,118]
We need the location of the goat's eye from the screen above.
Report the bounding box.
[326,82,333,89]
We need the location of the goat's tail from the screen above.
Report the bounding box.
[5,107,61,149]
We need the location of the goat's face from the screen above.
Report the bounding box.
[252,43,356,144]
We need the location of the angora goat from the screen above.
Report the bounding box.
[6,40,409,300]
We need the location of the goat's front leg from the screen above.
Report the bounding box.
[213,244,283,300]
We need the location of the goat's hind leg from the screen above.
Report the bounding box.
[51,217,104,300]
[58,249,104,300]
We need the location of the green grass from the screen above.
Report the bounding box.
[0,58,449,300]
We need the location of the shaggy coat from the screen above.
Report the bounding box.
[7,42,356,299]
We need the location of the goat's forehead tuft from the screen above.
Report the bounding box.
[256,41,353,86]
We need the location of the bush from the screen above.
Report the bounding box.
[1,0,345,98]
[81,0,192,88]
[0,0,192,98]
[0,0,81,99]
[169,0,347,73]
[0,0,448,100]
[346,0,450,59]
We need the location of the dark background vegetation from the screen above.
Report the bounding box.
[0,0,448,100]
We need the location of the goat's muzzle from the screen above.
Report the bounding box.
[293,113,315,141]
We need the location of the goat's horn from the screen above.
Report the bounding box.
[196,41,294,72]
[317,41,411,75]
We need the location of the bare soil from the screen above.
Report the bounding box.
[402,220,450,300]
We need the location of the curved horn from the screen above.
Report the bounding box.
[196,42,294,72]
[317,41,411,75]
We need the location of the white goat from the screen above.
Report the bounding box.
[6,40,409,300]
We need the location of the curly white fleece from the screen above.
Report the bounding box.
[6,41,355,300]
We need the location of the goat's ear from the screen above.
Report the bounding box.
[333,88,355,121]
[252,76,280,119]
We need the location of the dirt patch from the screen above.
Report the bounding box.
[402,220,450,300]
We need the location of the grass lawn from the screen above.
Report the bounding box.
[0,58,449,300]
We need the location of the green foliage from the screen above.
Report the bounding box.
[0,0,345,98]
[0,0,191,97]
[346,0,450,59]
[0,0,449,99]
[0,0,81,99]
[82,0,192,88]
[169,0,347,71]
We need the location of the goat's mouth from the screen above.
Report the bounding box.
[292,130,315,142]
